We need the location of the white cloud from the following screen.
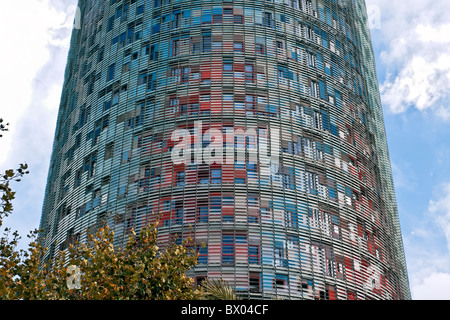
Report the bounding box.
[405,182,450,299]
[0,0,76,249]
[412,272,450,300]
[416,24,450,43]
[366,0,450,118]
[0,0,74,164]
[428,183,450,252]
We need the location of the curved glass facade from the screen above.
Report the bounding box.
[40,0,410,299]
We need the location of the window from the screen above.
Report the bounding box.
[118,185,127,198]
[306,171,318,195]
[249,245,260,264]
[247,161,257,179]
[245,65,254,82]
[138,73,156,91]
[255,43,265,54]
[84,152,97,178]
[138,73,148,86]
[74,169,82,188]
[210,196,222,214]
[211,169,222,184]
[163,200,172,211]
[274,242,287,267]
[105,142,114,160]
[107,64,115,82]
[122,62,130,73]
[264,12,273,27]
[307,52,316,67]
[223,63,233,71]
[202,35,212,52]
[273,276,286,289]
[313,110,322,129]
[223,93,233,102]
[176,171,185,186]
[248,196,258,206]
[285,211,294,228]
[198,206,209,223]
[149,44,159,60]
[223,197,234,206]
[234,42,243,52]
[136,5,144,15]
[107,16,115,32]
[222,235,235,264]
[249,274,260,292]
[172,39,180,56]
[310,80,319,98]
[172,12,181,28]
[174,208,183,224]
[197,245,208,264]
[234,15,243,24]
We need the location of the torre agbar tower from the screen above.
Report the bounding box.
[40,0,411,299]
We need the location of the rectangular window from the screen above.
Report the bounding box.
[174,208,183,224]
[223,63,233,71]
[233,15,243,24]
[163,200,172,211]
[274,242,287,267]
[234,42,243,52]
[211,169,222,184]
[172,39,180,56]
[249,274,260,292]
[202,35,212,52]
[138,73,147,86]
[176,171,185,186]
[285,211,294,228]
[108,16,114,32]
[210,196,222,214]
[107,64,115,82]
[255,43,265,54]
[273,275,287,289]
[245,65,255,82]
[122,62,130,73]
[222,235,235,264]
[249,245,260,264]
[198,206,209,223]
[136,5,144,15]
[310,80,319,97]
[197,245,208,264]
[105,142,114,160]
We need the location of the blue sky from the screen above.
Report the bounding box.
[0,0,449,300]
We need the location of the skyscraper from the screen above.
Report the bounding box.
[40,0,410,299]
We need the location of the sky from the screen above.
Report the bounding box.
[0,0,449,300]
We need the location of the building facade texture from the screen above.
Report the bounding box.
[40,0,411,299]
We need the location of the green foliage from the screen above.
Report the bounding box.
[0,118,237,300]
[0,220,204,300]
[0,119,29,227]
[0,118,8,137]
[62,222,203,300]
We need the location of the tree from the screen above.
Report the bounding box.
[200,278,239,300]
[1,219,205,300]
[62,221,203,300]
[0,119,29,228]
[0,119,236,300]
